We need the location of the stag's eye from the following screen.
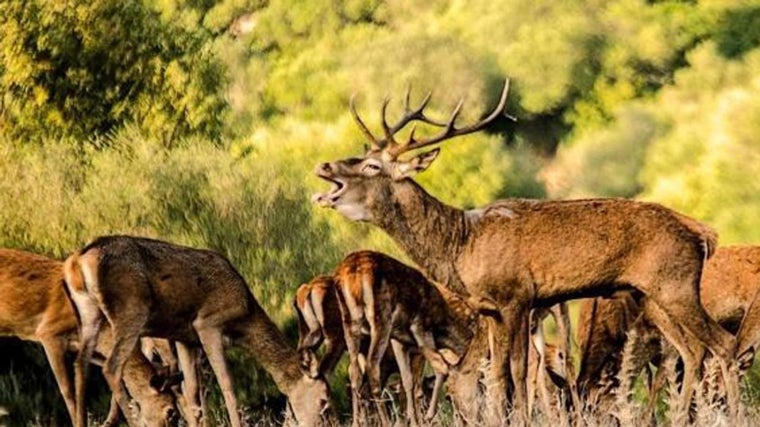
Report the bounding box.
[361,161,382,175]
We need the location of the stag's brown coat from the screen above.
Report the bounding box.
[314,81,738,421]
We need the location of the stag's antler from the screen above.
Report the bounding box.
[350,79,512,159]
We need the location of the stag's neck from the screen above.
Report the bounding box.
[376,180,468,292]
[235,305,303,394]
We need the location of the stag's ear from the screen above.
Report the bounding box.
[391,148,440,181]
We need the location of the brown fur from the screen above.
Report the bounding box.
[294,275,346,377]
[63,236,332,427]
[578,245,760,410]
[333,251,474,427]
[0,248,178,426]
[314,90,737,421]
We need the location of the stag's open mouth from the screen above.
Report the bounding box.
[313,172,346,207]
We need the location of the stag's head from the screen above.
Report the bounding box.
[313,80,511,221]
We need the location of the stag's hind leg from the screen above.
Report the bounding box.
[643,299,705,420]
[489,302,531,426]
[649,279,739,415]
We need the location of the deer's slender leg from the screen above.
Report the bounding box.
[195,326,241,427]
[649,274,738,415]
[40,336,78,425]
[103,325,143,427]
[366,307,393,427]
[643,300,704,420]
[498,302,530,426]
[336,288,365,427]
[319,335,346,378]
[177,342,203,427]
[391,338,419,427]
[74,306,104,427]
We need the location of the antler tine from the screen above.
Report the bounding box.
[350,94,383,150]
[380,97,397,145]
[389,91,447,135]
[389,79,511,157]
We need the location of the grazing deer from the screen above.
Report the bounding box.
[142,339,206,427]
[332,251,476,427]
[578,245,760,413]
[63,236,332,427]
[294,274,433,420]
[0,248,178,426]
[313,80,738,422]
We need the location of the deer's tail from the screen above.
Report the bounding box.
[673,211,718,260]
[63,253,85,293]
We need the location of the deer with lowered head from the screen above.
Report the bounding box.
[313,79,739,422]
[63,235,333,427]
[294,264,577,424]
[333,250,478,426]
[577,245,760,414]
[0,248,178,426]
[141,338,207,427]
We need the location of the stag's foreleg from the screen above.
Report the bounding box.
[489,302,530,426]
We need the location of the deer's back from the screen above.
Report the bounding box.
[459,198,711,301]
[81,236,254,338]
[335,251,454,326]
[0,249,76,341]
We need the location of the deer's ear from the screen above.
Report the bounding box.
[300,350,321,379]
[391,148,440,181]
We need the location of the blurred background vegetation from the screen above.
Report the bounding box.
[1,0,759,424]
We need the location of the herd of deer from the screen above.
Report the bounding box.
[1,79,758,426]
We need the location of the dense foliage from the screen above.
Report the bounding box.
[1,0,759,424]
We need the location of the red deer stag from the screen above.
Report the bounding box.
[577,245,760,412]
[64,236,332,427]
[313,80,738,422]
[0,248,178,426]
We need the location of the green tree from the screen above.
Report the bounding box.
[0,0,228,145]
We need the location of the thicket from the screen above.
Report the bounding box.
[1,0,759,424]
